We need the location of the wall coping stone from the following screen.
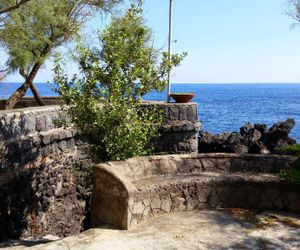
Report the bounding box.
[0,105,62,115]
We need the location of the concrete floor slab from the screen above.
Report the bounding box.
[2,209,300,250]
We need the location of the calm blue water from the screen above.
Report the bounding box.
[1,83,300,142]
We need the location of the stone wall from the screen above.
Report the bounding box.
[0,102,200,240]
[141,102,201,153]
[0,106,89,241]
[91,153,300,229]
[0,100,201,155]
[0,106,76,165]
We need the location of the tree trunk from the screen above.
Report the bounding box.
[30,84,46,106]
[4,62,42,109]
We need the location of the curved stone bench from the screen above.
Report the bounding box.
[91,153,300,229]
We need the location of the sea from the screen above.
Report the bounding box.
[1,82,300,142]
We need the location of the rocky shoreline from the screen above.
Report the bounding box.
[198,118,297,154]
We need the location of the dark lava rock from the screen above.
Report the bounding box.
[240,123,254,137]
[262,118,296,151]
[254,124,268,135]
[199,118,297,154]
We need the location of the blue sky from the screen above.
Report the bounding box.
[5,0,300,83]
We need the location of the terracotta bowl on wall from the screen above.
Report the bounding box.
[170,93,195,103]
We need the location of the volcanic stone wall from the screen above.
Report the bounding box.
[0,102,200,240]
[141,102,201,153]
[91,154,300,229]
[0,106,87,240]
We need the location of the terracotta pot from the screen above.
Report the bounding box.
[170,93,195,103]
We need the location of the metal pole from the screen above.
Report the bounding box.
[167,0,173,102]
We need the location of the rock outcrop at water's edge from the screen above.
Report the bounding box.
[198,118,297,154]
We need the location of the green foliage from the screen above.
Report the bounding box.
[278,144,300,184]
[0,1,31,15]
[0,0,121,74]
[54,61,163,161]
[286,0,300,29]
[0,140,6,166]
[276,144,300,157]
[75,1,187,100]
[75,163,95,188]
[53,116,68,129]
[0,0,122,108]
[54,1,185,161]
[280,166,300,184]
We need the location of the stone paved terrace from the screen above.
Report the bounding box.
[2,209,300,250]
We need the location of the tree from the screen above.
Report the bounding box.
[0,0,122,109]
[0,0,31,15]
[54,1,186,160]
[286,0,300,26]
[278,144,300,184]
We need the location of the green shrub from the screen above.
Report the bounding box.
[280,166,300,184]
[54,1,185,161]
[75,163,95,188]
[276,144,300,157]
[0,139,6,167]
[278,144,300,184]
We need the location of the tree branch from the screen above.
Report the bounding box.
[0,0,31,15]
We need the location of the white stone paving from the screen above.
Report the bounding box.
[2,209,300,250]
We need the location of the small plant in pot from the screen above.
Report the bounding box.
[170,92,195,103]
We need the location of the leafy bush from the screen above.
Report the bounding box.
[0,138,6,167]
[280,166,300,184]
[54,1,185,161]
[276,144,300,157]
[278,144,300,184]
[75,163,95,188]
